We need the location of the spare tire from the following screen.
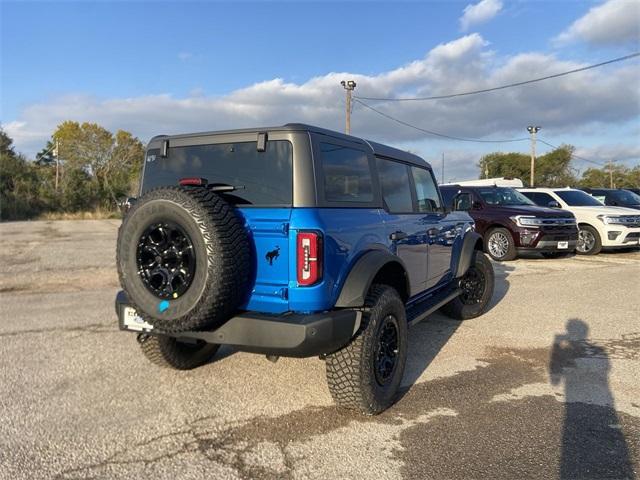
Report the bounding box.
[116,186,251,333]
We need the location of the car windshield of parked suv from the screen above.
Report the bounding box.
[608,189,640,205]
[554,190,604,207]
[142,140,293,206]
[477,187,534,206]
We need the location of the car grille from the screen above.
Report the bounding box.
[537,218,576,226]
[614,216,640,228]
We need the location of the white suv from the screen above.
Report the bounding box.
[519,188,640,255]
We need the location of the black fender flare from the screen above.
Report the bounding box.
[335,250,410,308]
[454,231,483,278]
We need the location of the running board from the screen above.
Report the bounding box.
[406,288,462,327]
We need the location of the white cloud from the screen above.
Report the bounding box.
[459,0,503,31]
[177,52,193,61]
[555,0,640,46]
[574,144,640,164]
[5,33,640,171]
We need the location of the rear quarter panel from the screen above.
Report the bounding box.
[287,208,387,312]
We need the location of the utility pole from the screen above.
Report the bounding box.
[54,140,60,191]
[527,126,541,187]
[441,152,445,184]
[340,80,357,134]
[609,159,614,188]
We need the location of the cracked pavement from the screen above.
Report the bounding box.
[0,220,639,479]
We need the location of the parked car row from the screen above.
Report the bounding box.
[440,182,640,259]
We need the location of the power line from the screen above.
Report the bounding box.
[354,98,529,143]
[355,52,640,102]
[537,139,603,165]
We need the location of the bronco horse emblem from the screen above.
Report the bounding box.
[265,246,280,265]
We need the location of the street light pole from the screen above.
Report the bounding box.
[341,80,357,134]
[527,126,541,187]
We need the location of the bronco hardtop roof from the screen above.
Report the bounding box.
[149,123,429,169]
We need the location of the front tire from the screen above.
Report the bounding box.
[325,285,408,415]
[139,334,219,370]
[441,251,494,320]
[576,225,601,255]
[485,227,517,261]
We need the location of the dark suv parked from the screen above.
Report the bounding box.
[582,188,640,210]
[115,124,495,414]
[440,185,578,261]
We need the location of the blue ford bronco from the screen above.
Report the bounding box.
[116,124,494,414]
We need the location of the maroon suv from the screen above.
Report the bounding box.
[440,185,578,261]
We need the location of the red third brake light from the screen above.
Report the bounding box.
[297,231,322,286]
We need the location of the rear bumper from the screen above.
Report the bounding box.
[115,291,360,358]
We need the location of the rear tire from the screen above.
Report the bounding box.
[576,225,601,255]
[139,334,219,370]
[441,251,494,320]
[325,285,407,415]
[485,227,517,261]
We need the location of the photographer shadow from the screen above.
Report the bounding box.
[550,319,635,479]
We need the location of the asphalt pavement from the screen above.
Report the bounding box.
[1,220,638,479]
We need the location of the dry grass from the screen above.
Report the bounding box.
[36,209,122,221]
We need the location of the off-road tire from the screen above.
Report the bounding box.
[576,225,602,255]
[117,186,251,333]
[139,334,219,370]
[485,227,517,261]
[325,285,408,415]
[441,251,494,320]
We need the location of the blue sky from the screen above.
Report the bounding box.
[2,0,639,180]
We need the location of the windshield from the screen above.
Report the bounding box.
[142,140,293,206]
[555,190,604,207]
[477,187,534,206]
[609,189,640,205]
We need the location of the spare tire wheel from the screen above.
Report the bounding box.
[116,186,251,333]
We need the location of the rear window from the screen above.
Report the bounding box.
[320,143,373,203]
[142,140,293,206]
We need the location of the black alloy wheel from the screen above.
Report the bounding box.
[459,266,486,305]
[136,222,196,299]
[374,315,400,386]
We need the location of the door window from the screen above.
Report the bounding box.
[411,167,442,213]
[376,158,413,213]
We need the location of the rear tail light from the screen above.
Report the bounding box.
[297,231,322,286]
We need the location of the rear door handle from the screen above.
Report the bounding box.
[390,231,408,241]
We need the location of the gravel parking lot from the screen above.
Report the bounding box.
[1,219,639,480]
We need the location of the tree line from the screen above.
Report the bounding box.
[1,122,143,220]
[478,145,640,188]
[1,122,638,221]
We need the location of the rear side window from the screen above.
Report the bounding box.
[376,158,413,213]
[142,140,293,206]
[411,167,442,212]
[320,143,373,203]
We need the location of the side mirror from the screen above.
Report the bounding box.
[472,201,482,210]
[547,200,561,208]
